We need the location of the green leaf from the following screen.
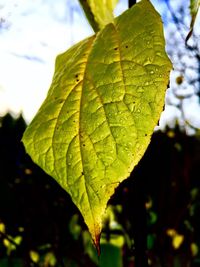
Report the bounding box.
[87,0,118,29]
[79,0,118,32]
[190,0,200,20]
[186,0,200,42]
[22,0,172,248]
[99,243,123,267]
[29,250,40,263]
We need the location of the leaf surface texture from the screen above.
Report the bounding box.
[22,0,172,247]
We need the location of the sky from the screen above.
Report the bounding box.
[0,0,200,134]
[0,0,93,121]
[0,0,129,122]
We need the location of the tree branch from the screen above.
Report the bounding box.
[129,0,136,8]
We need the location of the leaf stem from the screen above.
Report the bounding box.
[78,0,99,32]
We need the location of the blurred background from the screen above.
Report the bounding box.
[0,0,200,266]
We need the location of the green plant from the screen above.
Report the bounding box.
[22,0,172,251]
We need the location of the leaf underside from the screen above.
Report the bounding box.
[22,0,172,248]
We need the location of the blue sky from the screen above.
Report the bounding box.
[0,0,92,121]
[0,0,129,121]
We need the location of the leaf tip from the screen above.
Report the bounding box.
[93,232,101,256]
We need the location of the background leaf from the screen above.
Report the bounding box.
[22,0,172,248]
[79,0,118,31]
[190,0,200,20]
[186,0,200,42]
[87,0,118,29]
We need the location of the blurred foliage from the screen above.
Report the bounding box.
[0,112,200,266]
[163,0,200,134]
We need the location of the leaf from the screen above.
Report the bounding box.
[88,0,118,29]
[22,0,172,249]
[79,0,118,32]
[172,234,184,250]
[191,243,199,257]
[78,0,99,32]
[190,0,200,13]
[29,250,40,263]
[186,0,200,42]
[44,252,57,266]
[0,222,5,233]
